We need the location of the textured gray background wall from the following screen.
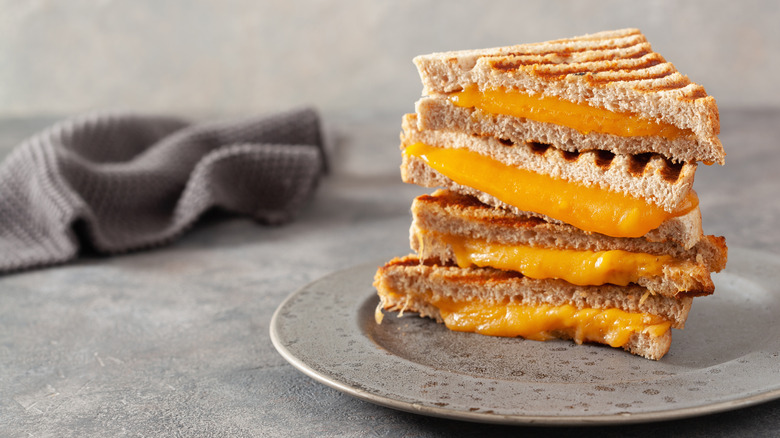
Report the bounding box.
[1,0,778,118]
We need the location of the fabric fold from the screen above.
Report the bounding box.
[0,108,325,273]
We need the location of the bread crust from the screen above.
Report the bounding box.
[412,28,723,164]
[374,255,686,360]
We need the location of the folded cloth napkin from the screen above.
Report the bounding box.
[0,108,325,273]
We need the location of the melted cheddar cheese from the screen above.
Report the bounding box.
[450,85,690,140]
[404,142,697,238]
[436,233,674,286]
[436,299,671,347]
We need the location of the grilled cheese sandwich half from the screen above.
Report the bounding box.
[410,190,727,298]
[400,113,704,245]
[374,255,692,360]
[412,28,723,164]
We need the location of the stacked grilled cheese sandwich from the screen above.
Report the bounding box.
[374,29,727,360]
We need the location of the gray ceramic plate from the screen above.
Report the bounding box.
[270,247,780,425]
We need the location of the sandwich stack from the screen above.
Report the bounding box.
[374,29,727,360]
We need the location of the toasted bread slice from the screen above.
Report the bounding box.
[374,255,691,360]
[403,113,696,213]
[416,96,714,165]
[410,190,728,298]
[413,28,723,164]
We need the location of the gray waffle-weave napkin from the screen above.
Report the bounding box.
[0,108,325,273]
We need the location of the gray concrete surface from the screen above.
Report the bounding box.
[1,109,780,437]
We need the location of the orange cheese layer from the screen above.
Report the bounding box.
[430,295,671,347]
[437,233,675,286]
[450,85,690,140]
[404,142,697,237]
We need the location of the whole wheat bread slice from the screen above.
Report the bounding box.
[410,190,728,298]
[412,28,723,164]
[374,255,691,360]
[417,96,717,164]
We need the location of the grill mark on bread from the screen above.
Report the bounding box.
[681,87,708,100]
[562,150,580,161]
[583,63,676,85]
[527,141,551,155]
[594,150,616,169]
[449,269,526,282]
[418,190,548,228]
[642,80,701,92]
[629,153,654,175]
[493,46,657,72]
[626,48,652,59]
[459,30,700,98]
[492,55,694,95]
[483,216,549,229]
[529,54,668,80]
[382,256,525,280]
[627,74,709,100]
[660,160,684,183]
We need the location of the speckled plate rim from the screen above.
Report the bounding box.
[270,247,780,426]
